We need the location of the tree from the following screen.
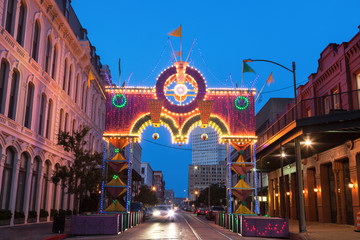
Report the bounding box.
[53,126,103,214]
[133,185,158,206]
[196,184,226,206]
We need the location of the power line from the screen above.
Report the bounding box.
[261,80,307,94]
[142,138,227,152]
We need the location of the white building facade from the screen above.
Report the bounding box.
[140,162,153,187]
[0,0,108,225]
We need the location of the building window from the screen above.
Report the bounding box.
[0,60,10,115]
[331,87,340,110]
[0,147,16,210]
[5,0,16,35]
[51,45,58,80]
[38,93,46,136]
[32,20,41,62]
[45,99,53,139]
[16,1,26,46]
[141,168,145,174]
[65,0,70,20]
[84,86,88,113]
[15,152,29,212]
[24,82,34,129]
[67,65,73,96]
[64,113,69,132]
[307,108,311,117]
[44,36,52,74]
[75,74,79,103]
[62,59,68,91]
[72,119,76,134]
[7,69,19,120]
[59,108,64,133]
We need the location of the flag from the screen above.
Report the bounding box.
[118,58,121,85]
[175,51,182,57]
[266,72,274,86]
[243,62,255,74]
[122,81,126,87]
[88,70,95,87]
[168,25,182,37]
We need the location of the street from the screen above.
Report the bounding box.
[71,211,276,240]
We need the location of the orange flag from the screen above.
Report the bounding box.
[168,25,182,37]
[88,70,95,87]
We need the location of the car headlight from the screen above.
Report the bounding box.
[168,210,174,217]
[153,211,160,216]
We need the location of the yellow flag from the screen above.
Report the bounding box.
[168,25,182,37]
[267,72,274,86]
[88,70,95,87]
[175,51,182,56]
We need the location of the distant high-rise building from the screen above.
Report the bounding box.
[140,162,154,187]
[153,171,165,202]
[191,126,226,165]
[164,189,174,205]
[188,161,227,201]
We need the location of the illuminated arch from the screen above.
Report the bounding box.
[180,114,230,142]
[130,113,179,142]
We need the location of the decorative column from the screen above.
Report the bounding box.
[35,168,44,223]
[269,179,274,216]
[0,155,6,191]
[9,159,21,226]
[23,162,34,224]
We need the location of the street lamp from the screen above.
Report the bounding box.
[152,186,156,191]
[244,59,306,233]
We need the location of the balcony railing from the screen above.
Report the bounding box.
[257,89,360,146]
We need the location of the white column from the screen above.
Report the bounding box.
[35,170,44,223]
[0,155,6,190]
[23,163,34,224]
[55,181,61,210]
[3,70,14,117]
[9,159,21,226]
[46,180,54,222]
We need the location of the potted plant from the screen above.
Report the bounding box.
[40,209,49,222]
[27,210,37,223]
[14,211,25,224]
[0,210,12,226]
[50,209,58,221]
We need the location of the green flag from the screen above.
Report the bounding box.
[243,62,255,74]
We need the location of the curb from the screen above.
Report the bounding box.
[42,233,68,240]
[289,232,310,240]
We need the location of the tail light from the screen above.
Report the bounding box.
[197,210,200,213]
[205,211,208,213]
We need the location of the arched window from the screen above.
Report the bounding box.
[44,36,52,74]
[16,0,26,46]
[7,69,19,120]
[67,65,73,96]
[38,93,46,136]
[91,95,95,120]
[29,157,41,211]
[0,60,10,114]
[5,0,16,35]
[64,113,69,132]
[24,82,34,129]
[72,119,76,135]
[31,20,41,62]
[45,99,53,139]
[15,152,29,212]
[59,108,64,133]
[84,87,88,113]
[51,45,58,80]
[0,147,16,210]
[41,160,51,209]
[81,82,86,110]
[62,59,68,91]
[75,74,79,103]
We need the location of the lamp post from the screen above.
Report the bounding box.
[243,59,306,233]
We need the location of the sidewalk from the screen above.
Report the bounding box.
[289,220,359,240]
[0,220,70,240]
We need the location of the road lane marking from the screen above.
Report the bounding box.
[182,215,202,240]
[190,215,234,240]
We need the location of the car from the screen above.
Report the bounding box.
[205,206,225,220]
[152,205,175,221]
[196,207,207,216]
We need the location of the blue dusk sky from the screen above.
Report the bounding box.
[72,0,360,198]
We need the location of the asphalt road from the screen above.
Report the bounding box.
[70,211,277,240]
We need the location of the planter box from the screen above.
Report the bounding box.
[40,217,48,222]
[71,215,119,235]
[27,217,37,223]
[0,219,11,226]
[241,216,289,238]
[14,218,25,224]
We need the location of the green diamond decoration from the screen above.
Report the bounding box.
[113,175,118,180]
